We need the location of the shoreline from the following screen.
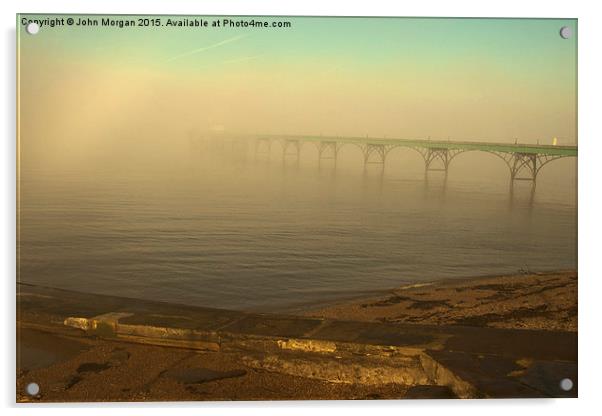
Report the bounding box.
[275,268,577,317]
[17,269,577,333]
[17,268,578,316]
[303,270,577,332]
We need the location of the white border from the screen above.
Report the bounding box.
[3,1,601,415]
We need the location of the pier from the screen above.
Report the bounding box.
[190,134,577,185]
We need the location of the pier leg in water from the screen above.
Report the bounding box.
[424,148,452,176]
[362,144,387,172]
[317,141,339,173]
[282,139,301,167]
[254,138,272,162]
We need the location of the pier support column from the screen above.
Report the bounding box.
[318,141,339,169]
[282,139,301,164]
[497,151,567,188]
[363,144,387,171]
[254,138,272,160]
[505,152,542,187]
[424,148,451,175]
[509,152,538,183]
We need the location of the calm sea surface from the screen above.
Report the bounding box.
[18,143,577,312]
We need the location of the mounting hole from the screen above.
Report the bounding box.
[559,26,572,39]
[26,22,40,35]
[560,378,573,391]
[25,382,40,396]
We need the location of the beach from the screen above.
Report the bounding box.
[304,271,577,332]
[16,270,577,401]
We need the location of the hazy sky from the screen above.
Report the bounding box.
[18,16,577,170]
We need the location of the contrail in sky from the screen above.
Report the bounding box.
[222,55,262,64]
[165,35,248,62]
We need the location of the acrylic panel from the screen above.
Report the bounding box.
[16,14,577,402]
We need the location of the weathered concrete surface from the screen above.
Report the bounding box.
[18,327,411,402]
[17,282,577,401]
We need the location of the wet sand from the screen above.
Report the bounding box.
[304,271,577,332]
